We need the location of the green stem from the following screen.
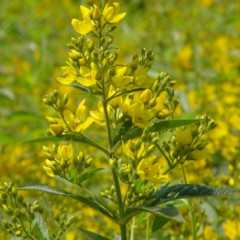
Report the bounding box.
[130,217,136,240]
[102,95,127,239]
[154,142,172,167]
[146,215,150,240]
[180,164,197,240]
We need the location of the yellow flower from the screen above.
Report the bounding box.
[90,101,106,126]
[122,139,144,160]
[140,89,152,105]
[57,66,77,85]
[133,68,154,88]
[137,156,169,184]
[50,124,63,136]
[78,65,97,87]
[122,96,133,116]
[43,166,55,177]
[187,149,207,161]
[175,127,192,145]
[58,144,74,162]
[223,219,240,239]
[108,85,122,108]
[64,99,93,132]
[131,101,154,128]
[102,2,126,24]
[72,6,93,35]
[177,45,193,70]
[111,66,133,89]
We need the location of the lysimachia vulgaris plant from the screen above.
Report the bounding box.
[1,1,239,240]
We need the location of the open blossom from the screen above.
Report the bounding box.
[58,144,74,162]
[72,6,93,35]
[130,101,155,128]
[111,66,133,89]
[57,66,77,85]
[137,156,169,184]
[57,64,97,87]
[90,101,107,126]
[102,2,126,24]
[72,3,126,36]
[64,99,93,132]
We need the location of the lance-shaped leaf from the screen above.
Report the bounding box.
[70,82,102,95]
[124,119,203,140]
[18,185,115,221]
[23,135,109,155]
[113,120,133,145]
[106,88,145,103]
[31,213,50,240]
[79,168,104,182]
[152,215,169,232]
[148,184,240,205]
[78,228,110,240]
[122,205,184,224]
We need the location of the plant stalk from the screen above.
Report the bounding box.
[180,164,197,240]
[102,95,127,239]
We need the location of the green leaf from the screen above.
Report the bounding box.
[124,119,202,140]
[152,215,169,232]
[106,88,145,103]
[149,119,202,132]
[19,185,113,219]
[113,120,133,145]
[70,83,102,95]
[123,206,184,224]
[79,168,103,182]
[78,228,110,240]
[70,83,92,93]
[70,168,77,183]
[150,184,240,205]
[23,135,109,155]
[31,213,50,240]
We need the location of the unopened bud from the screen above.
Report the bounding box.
[140,89,152,105]
[158,109,173,119]
[93,6,101,20]
[87,40,94,52]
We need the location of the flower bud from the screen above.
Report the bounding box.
[140,89,152,105]
[95,71,102,80]
[158,109,173,119]
[50,124,63,136]
[87,40,94,52]
[93,6,101,20]
[79,58,87,66]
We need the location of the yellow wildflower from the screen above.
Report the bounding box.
[108,85,122,108]
[50,124,63,136]
[102,2,126,24]
[140,89,152,105]
[57,66,77,85]
[43,166,55,177]
[58,144,74,162]
[122,96,133,116]
[137,156,169,184]
[78,65,97,87]
[187,149,207,161]
[72,6,92,35]
[64,99,93,132]
[131,101,154,128]
[175,127,192,145]
[133,68,154,88]
[223,219,240,239]
[122,139,144,160]
[90,101,106,126]
[111,66,133,89]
